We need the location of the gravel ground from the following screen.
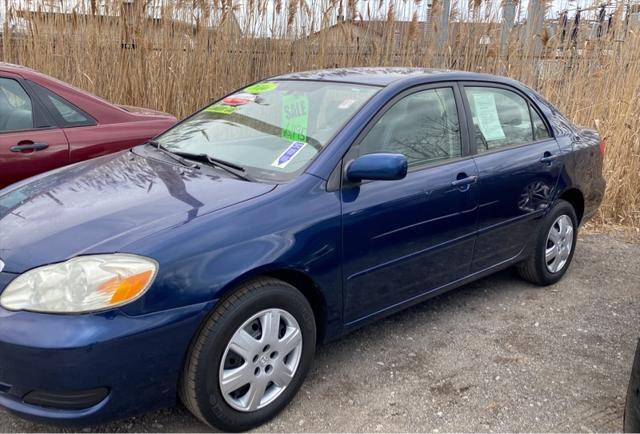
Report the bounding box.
[1,231,639,432]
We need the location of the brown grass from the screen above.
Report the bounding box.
[2,0,639,227]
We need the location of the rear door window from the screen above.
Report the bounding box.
[464,86,550,153]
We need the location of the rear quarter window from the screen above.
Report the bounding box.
[29,81,96,128]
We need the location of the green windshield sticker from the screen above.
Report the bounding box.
[204,104,237,115]
[281,95,309,142]
[244,82,278,94]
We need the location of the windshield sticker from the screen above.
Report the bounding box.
[471,92,506,141]
[271,141,307,169]
[338,99,356,109]
[281,94,309,142]
[244,82,278,94]
[222,93,257,106]
[204,104,237,115]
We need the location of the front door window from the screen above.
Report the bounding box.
[358,87,462,167]
[0,78,34,132]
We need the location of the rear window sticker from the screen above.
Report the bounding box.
[271,141,307,169]
[471,92,506,141]
[244,82,278,94]
[281,94,309,142]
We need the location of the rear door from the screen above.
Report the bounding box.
[460,83,562,272]
[341,84,478,324]
[0,74,69,188]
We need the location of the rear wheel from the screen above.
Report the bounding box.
[180,278,316,431]
[517,199,578,285]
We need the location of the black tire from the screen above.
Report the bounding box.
[516,199,578,286]
[179,277,316,432]
[624,340,640,433]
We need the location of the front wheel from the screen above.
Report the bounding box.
[517,199,578,285]
[180,278,316,432]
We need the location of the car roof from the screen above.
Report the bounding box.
[0,62,41,78]
[271,67,512,87]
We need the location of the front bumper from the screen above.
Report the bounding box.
[0,299,213,426]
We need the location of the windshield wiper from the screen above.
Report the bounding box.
[145,140,199,169]
[173,152,254,182]
[145,140,253,182]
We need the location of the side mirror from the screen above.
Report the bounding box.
[346,153,408,182]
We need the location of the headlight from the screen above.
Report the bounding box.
[0,254,158,313]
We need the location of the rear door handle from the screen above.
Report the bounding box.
[10,143,49,152]
[451,175,478,187]
[539,153,558,164]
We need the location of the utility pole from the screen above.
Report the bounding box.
[526,0,545,57]
[500,0,516,56]
[2,0,8,61]
[437,0,451,49]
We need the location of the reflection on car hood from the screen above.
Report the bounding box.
[0,151,275,273]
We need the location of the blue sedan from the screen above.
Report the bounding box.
[0,68,605,431]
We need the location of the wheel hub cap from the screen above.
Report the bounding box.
[219,308,303,412]
[545,214,574,273]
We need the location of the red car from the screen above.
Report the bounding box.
[0,63,177,188]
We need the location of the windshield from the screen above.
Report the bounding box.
[155,80,379,182]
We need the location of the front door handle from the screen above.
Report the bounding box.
[10,143,49,152]
[451,175,478,187]
[539,152,558,164]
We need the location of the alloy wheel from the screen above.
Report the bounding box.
[545,214,574,273]
[218,308,303,412]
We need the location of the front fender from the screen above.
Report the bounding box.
[118,175,343,334]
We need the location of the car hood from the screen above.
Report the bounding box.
[0,150,275,273]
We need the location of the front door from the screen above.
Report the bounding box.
[341,85,478,325]
[0,75,69,188]
[460,84,562,272]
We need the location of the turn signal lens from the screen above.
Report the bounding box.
[98,270,154,305]
[0,254,158,313]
